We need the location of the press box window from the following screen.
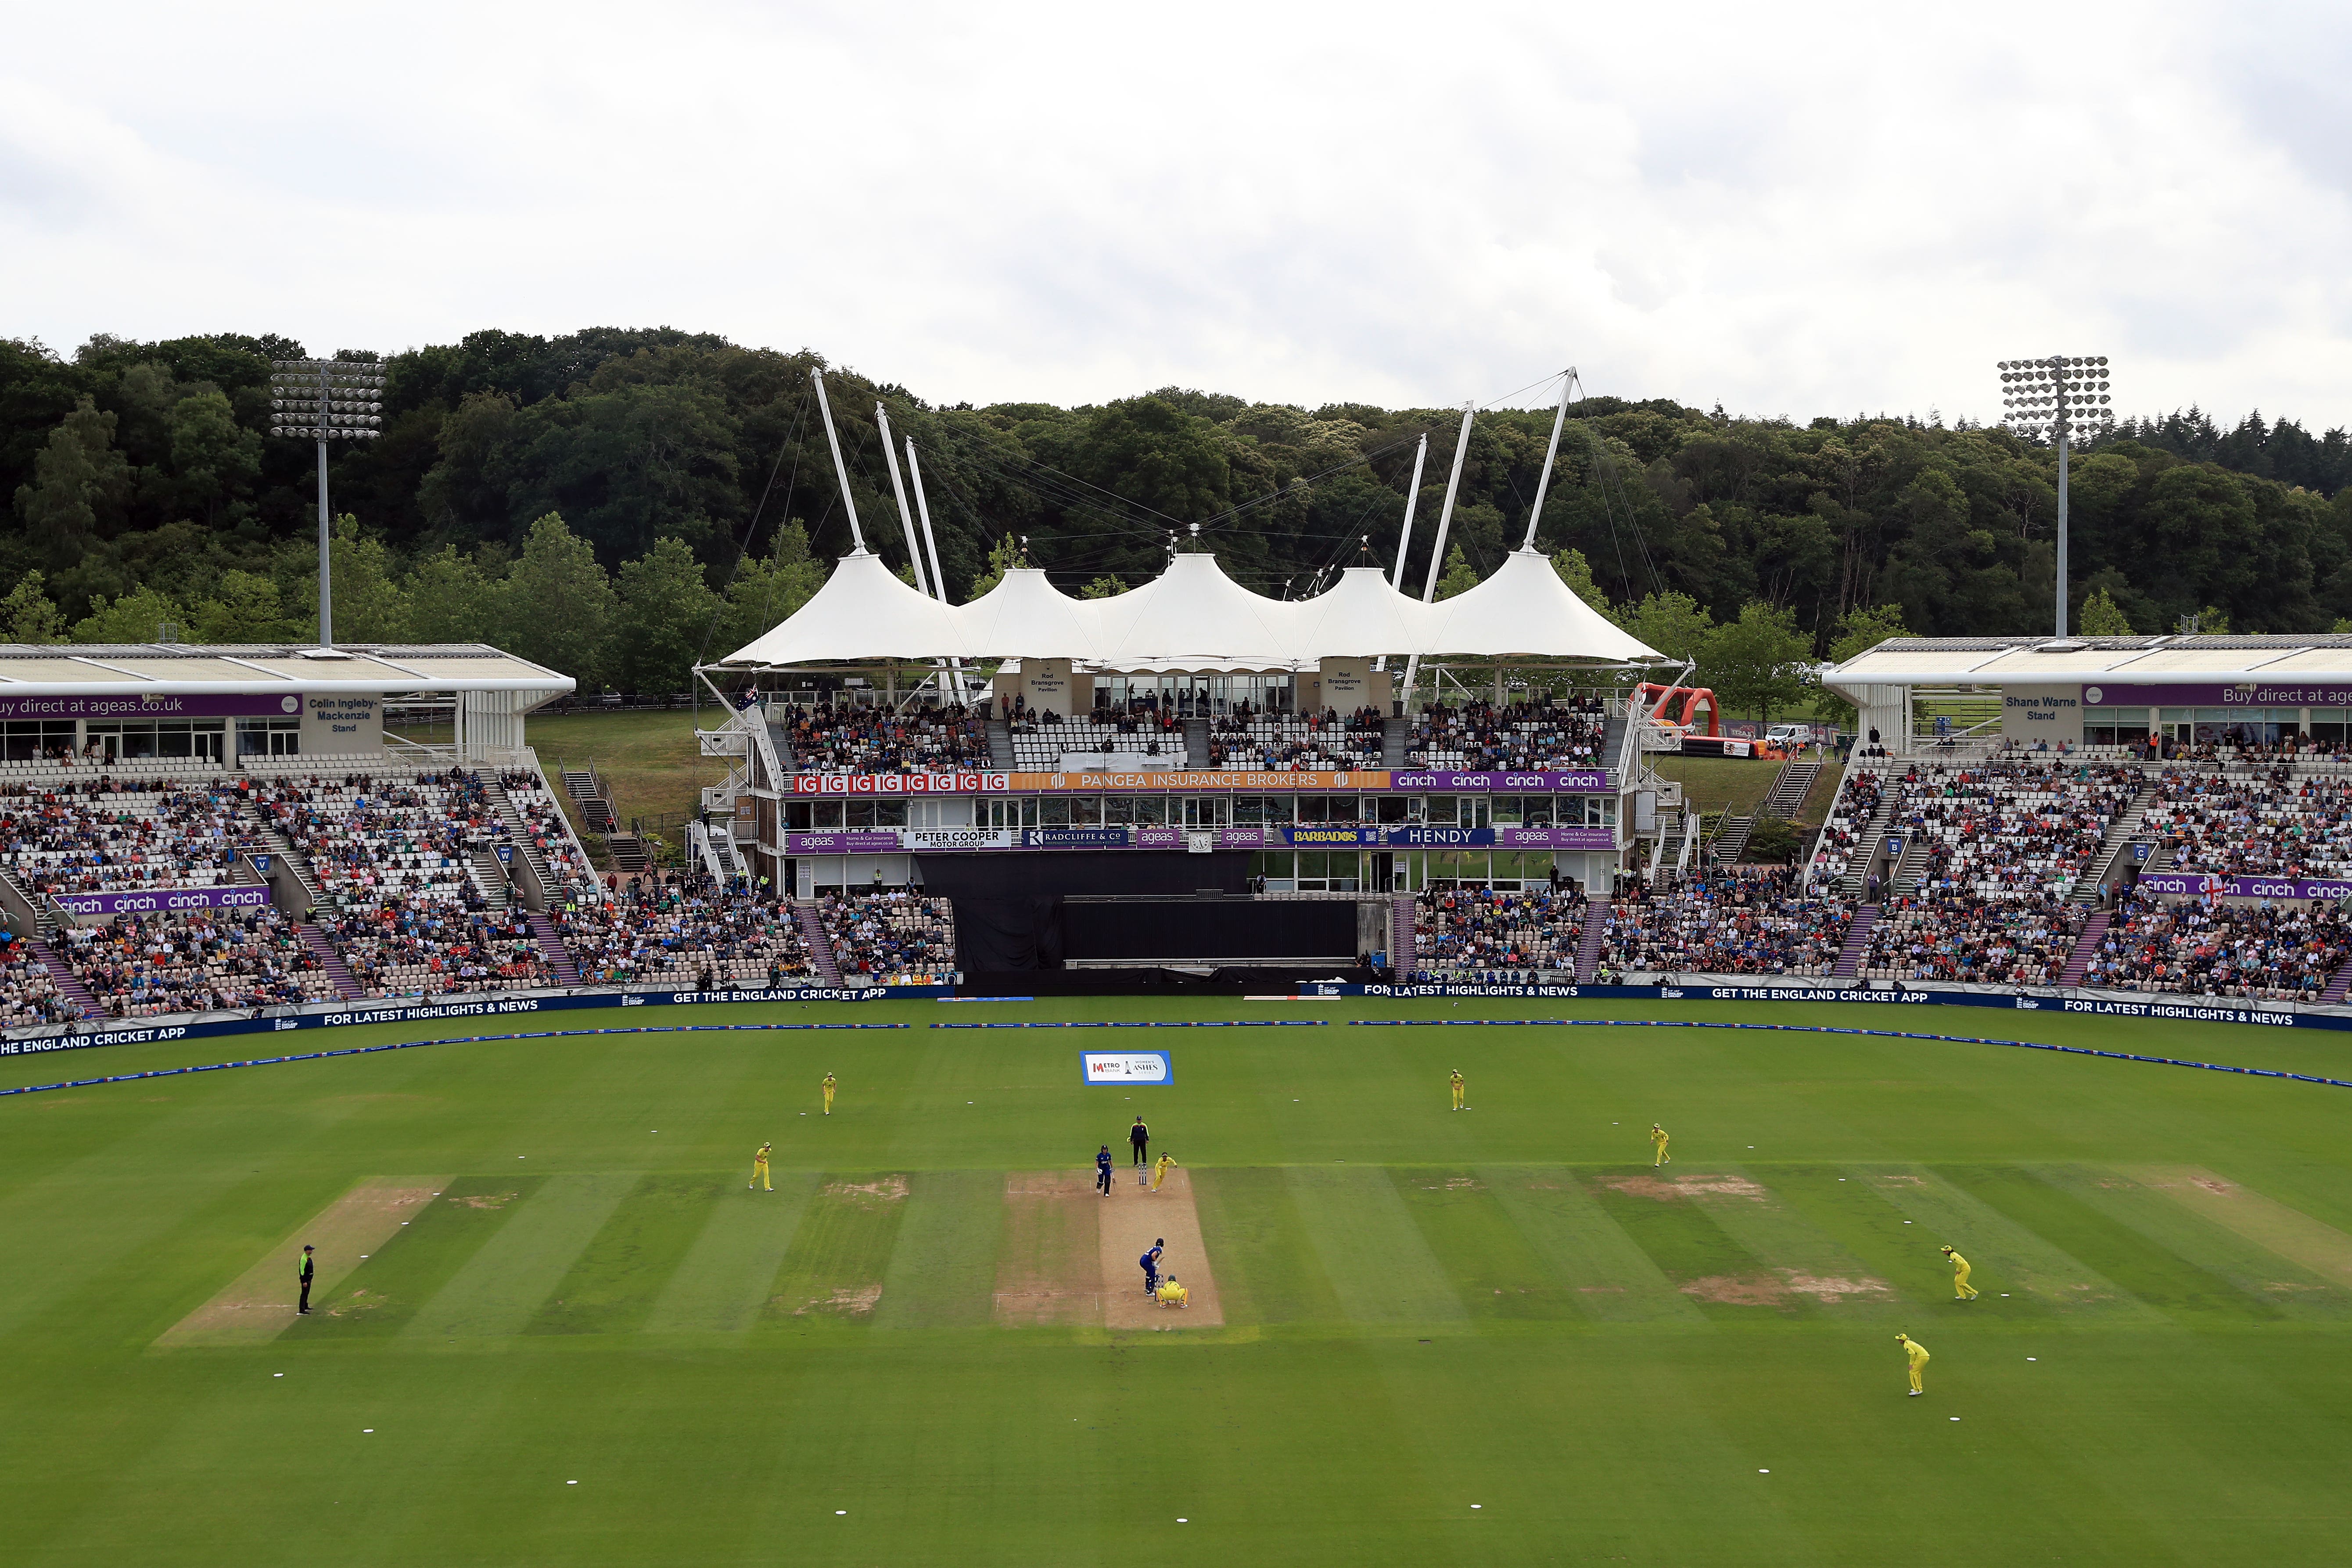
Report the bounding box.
[235,717,301,757]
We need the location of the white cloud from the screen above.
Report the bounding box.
[3,0,2348,427]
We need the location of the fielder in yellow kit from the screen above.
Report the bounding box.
[821,1073,837,1115]
[1941,1245,1978,1300]
[1651,1124,1671,1166]
[750,1141,772,1191]
[1451,1069,1465,1110]
[1898,1332,1930,1394]
[1151,1152,1177,1191]
[1156,1275,1189,1308]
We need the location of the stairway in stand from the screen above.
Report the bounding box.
[2321,956,2352,1007]
[1381,717,1412,768]
[527,912,582,986]
[1832,904,1879,981]
[1574,897,1612,983]
[2058,910,2111,987]
[297,925,365,1002]
[795,901,845,987]
[1182,717,1211,768]
[31,936,101,1019]
[985,720,1014,769]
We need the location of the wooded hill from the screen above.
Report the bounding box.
[5,327,2350,696]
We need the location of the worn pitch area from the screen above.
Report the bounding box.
[160,1177,448,1346]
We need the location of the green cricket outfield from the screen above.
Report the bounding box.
[3,995,2350,1566]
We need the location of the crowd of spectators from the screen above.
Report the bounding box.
[499,771,592,885]
[1411,884,1585,977]
[1890,762,2137,898]
[817,889,958,982]
[0,777,251,896]
[1808,768,1897,887]
[2146,766,2352,880]
[323,903,553,998]
[2079,893,2352,1001]
[1407,696,1606,771]
[1859,888,2086,985]
[259,771,499,915]
[58,907,335,1015]
[1599,866,1851,977]
[1206,708,1382,770]
[779,703,991,775]
[0,931,79,1026]
[560,877,815,988]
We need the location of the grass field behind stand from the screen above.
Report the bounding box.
[4,995,2351,1566]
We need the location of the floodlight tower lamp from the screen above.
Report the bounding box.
[1994,354,2114,637]
[267,356,386,649]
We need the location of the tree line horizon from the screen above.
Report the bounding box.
[5,325,2350,701]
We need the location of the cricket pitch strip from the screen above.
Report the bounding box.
[995,1168,1223,1328]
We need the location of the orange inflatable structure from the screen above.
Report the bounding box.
[1636,682,1720,737]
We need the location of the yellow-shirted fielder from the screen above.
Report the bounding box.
[1651,1123,1671,1166]
[750,1141,772,1191]
[1450,1069,1465,1111]
[1151,1152,1176,1191]
[1898,1332,1930,1395]
[1156,1275,1189,1308]
[821,1073,837,1116]
[1941,1245,1978,1300]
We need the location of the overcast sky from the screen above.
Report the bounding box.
[5,1,2348,427]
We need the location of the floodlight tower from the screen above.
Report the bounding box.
[1997,354,2114,637]
[269,357,387,648]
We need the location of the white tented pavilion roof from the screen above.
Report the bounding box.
[715,547,1663,668]
[1422,549,1662,663]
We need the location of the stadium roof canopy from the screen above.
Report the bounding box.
[1826,633,2352,690]
[716,549,1664,670]
[0,642,572,697]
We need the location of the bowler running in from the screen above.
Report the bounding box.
[1898,1332,1930,1395]
[1941,1245,1979,1300]
[1651,1124,1671,1166]
[1451,1069,1465,1111]
[1151,1152,1176,1191]
[750,1141,773,1191]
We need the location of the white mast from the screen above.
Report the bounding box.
[874,402,930,596]
[1402,403,1477,704]
[905,438,964,702]
[1521,368,1575,549]
[1390,432,1428,590]
[809,369,867,553]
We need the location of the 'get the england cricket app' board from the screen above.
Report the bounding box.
[1081,1051,1173,1084]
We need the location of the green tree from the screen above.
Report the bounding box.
[1623,590,1715,666]
[1549,546,1617,618]
[165,388,261,526]
[614,537,722,692]
[1827,603,1911,666]
[405,545,504,643]
[1079,574,1127,599]
[717,520,826,656]
[965,533,1022,600]
[1432,545,1480,600]
[496,513,614,686]
[191,571,293,643]
[12,395,129,568]
[2077,588,2133,635]
[319,516,411,642]
[1703,601,1814,726]
[0,570,65,640]
[72,585,187,643]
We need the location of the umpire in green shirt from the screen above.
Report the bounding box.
[298,1245,315,1315]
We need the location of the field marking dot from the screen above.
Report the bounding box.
[1760,1469,1769,1474]
[363,1429,373,1433]
[1950,1417,1960,1421]
[568,1480,577,1485]
[273,1373,283,1378]
[2027,1356,2036,1361]
[836,1510,847,1515]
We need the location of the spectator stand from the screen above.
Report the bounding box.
[1408,883,1587,983]
[815,889,959,985]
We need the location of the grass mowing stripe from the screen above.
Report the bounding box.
[1283,1165,1467,1326]
[2041,1166,2352,1323]
[1477,1163,1709,1325]
[160,1177,446,1346]
[1840,1163,2164,1323]
[1940,1164,2281,1324]
[1585,1168,1814,1322]
[761,1173,913,1328]
[642,1171,819,1335]
[875,1170,1003,1330]
[1390,1167,1585,1323]
[1699,1166,1912,1320]
[525,1174,726,1335]
[2129,1165,2352,1291]
[1190,1166,1343,1328]
[402,1171,639,1340]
